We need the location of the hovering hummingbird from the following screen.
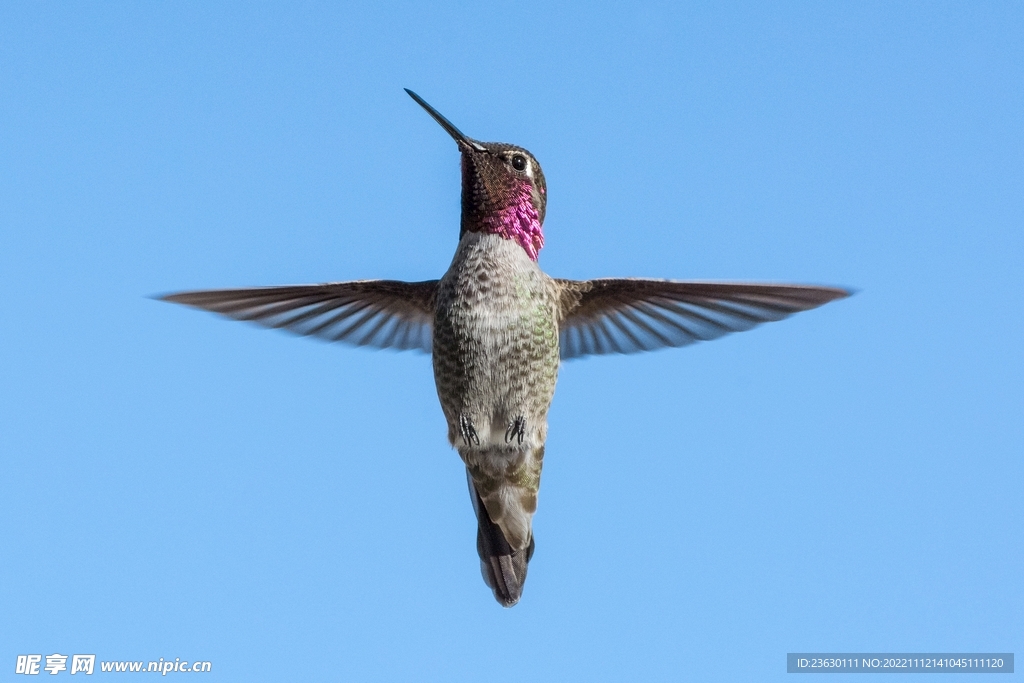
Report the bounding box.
[162,89,850,607]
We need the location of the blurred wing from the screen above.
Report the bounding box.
[160,280,438,352]
[556,279,850,360]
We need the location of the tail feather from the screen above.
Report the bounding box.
[467,471,534,607]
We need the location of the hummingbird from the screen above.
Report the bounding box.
[161,89,850,607]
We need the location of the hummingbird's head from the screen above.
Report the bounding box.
[406,89,547,261]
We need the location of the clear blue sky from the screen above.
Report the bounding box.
[1,2,1021,680]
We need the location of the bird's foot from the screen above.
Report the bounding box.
[505,416,526,445]
[459,414,480,447]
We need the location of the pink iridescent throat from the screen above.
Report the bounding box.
[479,185,545,261]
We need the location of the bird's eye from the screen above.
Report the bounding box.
[510,154,527,171]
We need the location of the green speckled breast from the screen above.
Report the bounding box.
[432,232,560,449]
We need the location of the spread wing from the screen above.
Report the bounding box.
[555,279,850,360]
[160,280,438,352]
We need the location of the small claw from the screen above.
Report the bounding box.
[505,416,526,445]
[460,414,480,447]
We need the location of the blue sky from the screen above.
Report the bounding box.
[1,2,1021,680]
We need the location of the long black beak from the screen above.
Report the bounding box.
[405,89,486,152]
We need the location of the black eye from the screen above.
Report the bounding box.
[510,154,527,171]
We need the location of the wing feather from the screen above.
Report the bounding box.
[160,280,438,353]
[556,279,850,360]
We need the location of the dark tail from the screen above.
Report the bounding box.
[466,471,535,607]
